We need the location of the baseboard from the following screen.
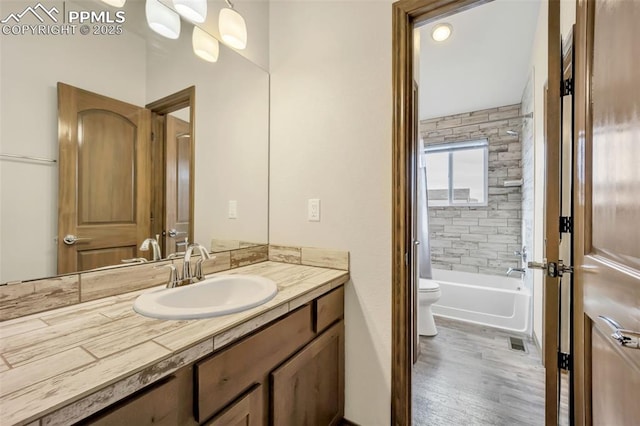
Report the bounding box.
[341,418,361,426]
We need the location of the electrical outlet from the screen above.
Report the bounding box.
[308,199,320,222]
[228,200,238,219]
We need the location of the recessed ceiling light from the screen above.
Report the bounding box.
[431,23,452,42]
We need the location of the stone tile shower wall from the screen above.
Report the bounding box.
[420,105,523,276]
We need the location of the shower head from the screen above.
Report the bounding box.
[506,130,519,136]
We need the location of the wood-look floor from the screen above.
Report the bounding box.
[413,317,569,426]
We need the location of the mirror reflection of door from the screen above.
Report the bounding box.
[56,83,151,274]
[164,109,192,256]
[147,87,196,259]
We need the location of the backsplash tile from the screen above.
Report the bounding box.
[80,261,173,302]
[300,247,349,271]
[0,276,79,321]
[230,245,269,268]
[268,245,302,264]
[0,244,349,323]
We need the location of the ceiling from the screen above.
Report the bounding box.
[418,0,541,120]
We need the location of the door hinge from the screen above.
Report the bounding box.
[558,352,572,371]
[562,78,573,97]
[559,216,573,233]
[151,132,155,142]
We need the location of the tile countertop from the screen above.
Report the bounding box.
[0,261,349,426]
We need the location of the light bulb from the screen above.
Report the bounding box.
[173,0,207,23]
[146,0,181,40]
[219,7,247,50]
[192,27,219,63]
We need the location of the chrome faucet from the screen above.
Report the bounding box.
[140,237,162,261]
[159,243,213,288]
[164,264,180,288]
[183,243,212,282]
[507,267,526,277]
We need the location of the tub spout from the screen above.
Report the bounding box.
[507,267,526,276]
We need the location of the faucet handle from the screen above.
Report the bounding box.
[160,264,179,288]
[194,258,204,280]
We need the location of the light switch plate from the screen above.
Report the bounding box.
[228,200,238,219]
[308,199,320,222]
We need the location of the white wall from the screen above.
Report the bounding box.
[146,28,269,248]
[529,0,547,350]
[0,0,147,282]
[418,0,540,120]
[561,0,576,40]
[269,1,392,424]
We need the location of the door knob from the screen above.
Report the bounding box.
[527,260,573,277]
[528,261,547,270]
[598,316,640,349]
[62,234,92,245]
[168,229,187,238]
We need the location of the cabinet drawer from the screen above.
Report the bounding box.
[315,286,344,333]
[195,304,314,422]
[81,377,178,426]
[202,384,262,426]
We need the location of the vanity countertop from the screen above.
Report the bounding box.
[0,261,349,426]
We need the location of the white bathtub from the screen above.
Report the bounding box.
[426,269,530,334]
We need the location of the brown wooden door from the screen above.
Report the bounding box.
[57,83,151,274]
[573,0,640,424]
[164,114,192,256]
[271,321,344,426]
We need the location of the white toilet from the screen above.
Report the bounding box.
[418,279,442,336]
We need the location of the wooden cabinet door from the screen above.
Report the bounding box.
[203,384,262,426]
[195,305,314,422]
[271,321,344,426]
[82,377,178,426]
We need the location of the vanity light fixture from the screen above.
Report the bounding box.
[173,0,207,23]
[218,0,247,50]
[146,0,181,39]
[431,23,453,42]
[100,0,126,6]
[192,27,219,63]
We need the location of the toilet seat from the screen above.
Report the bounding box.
[419,280,440,292]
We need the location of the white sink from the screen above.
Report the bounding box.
[133,275,278,320]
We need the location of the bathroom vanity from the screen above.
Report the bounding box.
[0,261,348,426]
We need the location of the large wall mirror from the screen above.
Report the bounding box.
[0,0,269,283]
